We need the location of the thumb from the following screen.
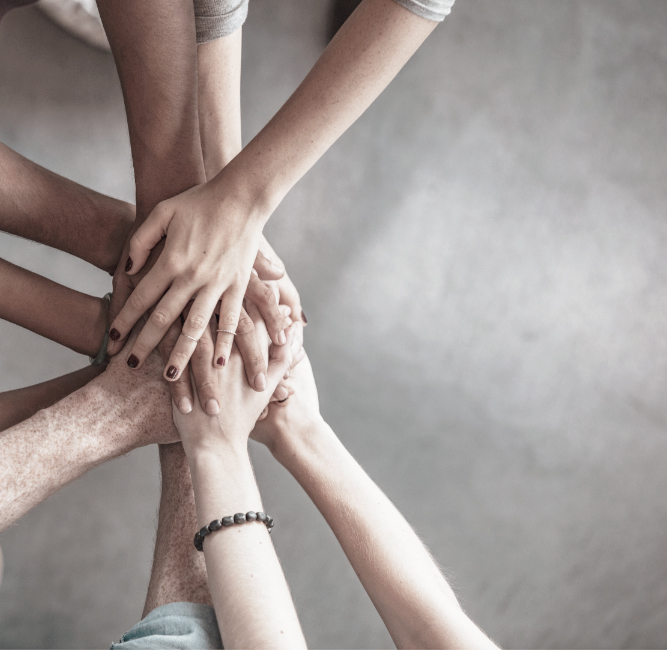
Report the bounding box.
[253,249,285,281]
[126,201,174,275]
[266,325,294,390]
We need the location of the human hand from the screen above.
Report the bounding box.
[107,176,271,382]
[256,236,307,326]
[107,220,291,415]
[92,319,179,448]
[173,303,295,455]
[251,350,323,460]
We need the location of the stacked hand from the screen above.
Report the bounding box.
[106,186,305,415]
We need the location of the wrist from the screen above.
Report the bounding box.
[271,415,331,469]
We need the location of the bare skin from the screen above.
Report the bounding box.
[174,310,305,649]
[0,258,108,357]
[252,356,498,650]
[0,328,178,533]
[142,442,212,616]
[0,365,104,432]
[0,142,134,274]
[112,0,437,380]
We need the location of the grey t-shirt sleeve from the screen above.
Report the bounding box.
[390,0,455,22]
[194,0,249,44]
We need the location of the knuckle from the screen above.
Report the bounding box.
[150,309,171,329]
[171,349,191,366]
[220,313,239,329]
[236,315,255,337]
[129,291,148,313]
[188,313,207,331]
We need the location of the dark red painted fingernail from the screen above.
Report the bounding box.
[216,357,226,367]
[127,354,139,368]
[167,365,178,379]
[301,310,308,324]
[125,257,133,273]
[109,328,121,341]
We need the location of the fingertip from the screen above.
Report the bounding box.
[205,399,220,415]
[178,397,193,414]
[165,365,179,381]
[255,373,267,392]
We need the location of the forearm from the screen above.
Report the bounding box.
[0,258,107,356]
[186,441,305,649]
[216,0,436,214]
[0,142,134,273]
[0,382,134,532]
[0,365,103,432]
[276,420,495,649]
[198,31,243,179]
[97,0,207,222]
[0,361,175,532]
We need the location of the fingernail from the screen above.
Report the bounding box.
[206,399,220,415]
[277,330,286,345]
[216,356,226,367]
[127,354,139,369]
[275,385,289,401]
[301,310,308,324]
[125,257,133,273]
[255,373,267,391]
[109,328,121,341]
[178,397,193,414]
[166,365,178,379]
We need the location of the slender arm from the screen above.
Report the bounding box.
[0,258,108,357]
[187,442,305,649]
[275,419,496,649]
[0,142,134,274]
[219,0,438,212]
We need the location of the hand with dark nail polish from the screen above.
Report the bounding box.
[166,365,178,379]
[109,328,121,341]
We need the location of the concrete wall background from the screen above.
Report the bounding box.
[1,1,667,647]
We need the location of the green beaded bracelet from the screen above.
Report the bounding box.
[89,292,112,367]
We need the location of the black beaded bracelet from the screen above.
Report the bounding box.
[194,511,274,551]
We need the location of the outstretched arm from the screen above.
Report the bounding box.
[0,365,103,432]
[252,356,497,650]
[174,309,305,649]
[0,142,134,274]
[0,258,108,357]
[110,0,438,379]
[0,332,177,533]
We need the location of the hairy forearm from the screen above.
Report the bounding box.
[0,365,103,432]
[0,142,134,273]
[187,441,305,649]
[276,420,496,649]
[217,0,436,214]
[0,383,133,532]
[0,363,175,532]
[0,258,107,357]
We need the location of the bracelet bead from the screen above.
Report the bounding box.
[193,511,274,551]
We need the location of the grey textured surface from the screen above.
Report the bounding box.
[1,1,667,648]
